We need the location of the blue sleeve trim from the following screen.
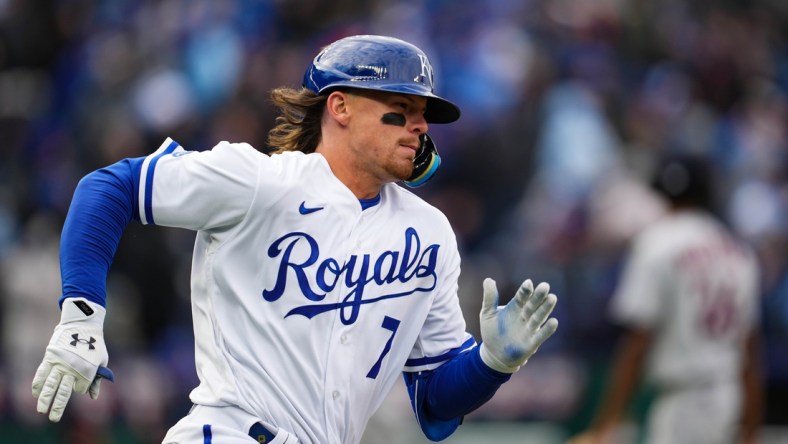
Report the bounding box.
[58,158,144,307]
[142,138,181,225]
[403,344,512,440]
[405,336,476,367]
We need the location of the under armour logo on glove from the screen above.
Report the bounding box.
[70,333,96,350]
[33,298,111,422]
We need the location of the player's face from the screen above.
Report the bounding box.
[345,90,428,183]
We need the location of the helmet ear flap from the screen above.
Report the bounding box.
[404,134,441,188]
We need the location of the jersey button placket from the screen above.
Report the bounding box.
[323,207,362,440]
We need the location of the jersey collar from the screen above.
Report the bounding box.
[359,194,381,210]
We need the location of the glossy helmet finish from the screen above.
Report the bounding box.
[303,35,461,124]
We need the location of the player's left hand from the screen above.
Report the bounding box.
[479,278,558,373]
[32,297,114,422]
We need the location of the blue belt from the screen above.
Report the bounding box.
[248,422,278,443]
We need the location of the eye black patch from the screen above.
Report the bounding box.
[381,112,406,127]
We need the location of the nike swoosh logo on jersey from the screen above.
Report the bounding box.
[299,202,324,215]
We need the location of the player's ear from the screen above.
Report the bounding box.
[325,90,351,126]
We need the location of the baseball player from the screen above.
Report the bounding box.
[32,35,559,443]
[569,154,762,444]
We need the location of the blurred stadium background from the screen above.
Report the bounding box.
[0,0,786,443]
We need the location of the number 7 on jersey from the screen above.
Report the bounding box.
[366,316,400,379]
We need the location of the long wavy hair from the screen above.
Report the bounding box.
[267,87,327,154]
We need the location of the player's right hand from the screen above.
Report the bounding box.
[479,278,558,373]
[32,297,113,422]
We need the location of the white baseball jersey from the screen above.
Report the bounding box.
[610,209,760,388]
[138,138,474,444]
[610,209,760,443]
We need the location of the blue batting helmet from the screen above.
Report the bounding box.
[303,35,461,124]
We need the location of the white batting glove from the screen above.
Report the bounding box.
[32,297,114,422]
[479,278,559,373]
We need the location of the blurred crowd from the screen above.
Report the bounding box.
[0,0,786,442]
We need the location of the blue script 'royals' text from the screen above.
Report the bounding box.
[262,227,440,324]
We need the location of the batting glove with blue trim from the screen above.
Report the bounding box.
[32,297,114,422]
[479,278,559,373]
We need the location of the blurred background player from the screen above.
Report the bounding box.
[569,153,763,444]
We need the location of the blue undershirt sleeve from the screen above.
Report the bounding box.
[403,344,511,441]
[58,157,145,308]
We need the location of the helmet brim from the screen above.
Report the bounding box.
[316,82,461,124]
[424,96,461,124]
